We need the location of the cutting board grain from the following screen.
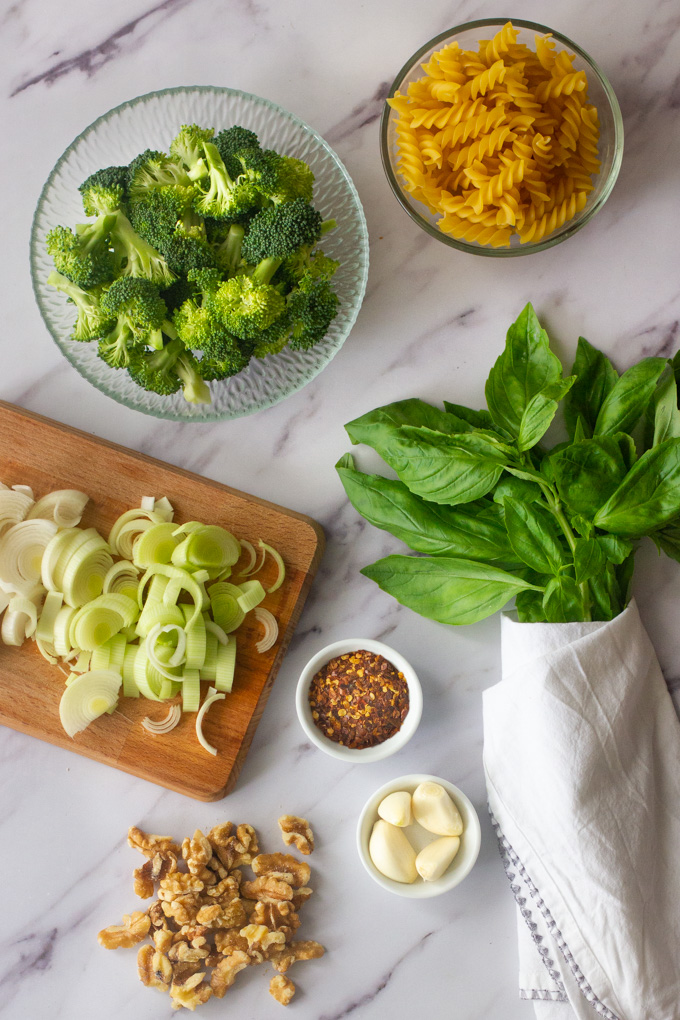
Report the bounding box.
[0,401,324,800]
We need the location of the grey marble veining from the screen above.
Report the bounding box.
[2,0,680,1017]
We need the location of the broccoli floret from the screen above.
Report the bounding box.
[193,142,260,220]
[196,351,251,380]
[285,275,339,350]
[211,275,285,340]
[97,276,169,367]
[212,125,261,177]
[277,246,339,289]
[46,271,114,341]
[127,334,211,404]
[242,150,314,206]
[46,214,117,288]
[126,149,187,194]
[160,276,195,313]
[127,339,183,396]
[79,166,129,216]
[173,294,252,374]
[108,210,176,287]
[169,125,214,181]
[240,198,323,264]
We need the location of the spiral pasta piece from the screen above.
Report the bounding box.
[387,20,601,246]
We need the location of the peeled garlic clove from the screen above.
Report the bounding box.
[377,790,412,827]
[412,782,463,836]
[416,836,461,881]
[369,819,417,884]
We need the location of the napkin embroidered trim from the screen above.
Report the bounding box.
[490,812,621,1020]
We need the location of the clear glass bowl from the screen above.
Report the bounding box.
[380,19,623,257]
[31,86,369,421]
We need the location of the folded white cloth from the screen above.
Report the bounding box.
[483,601,680,1020]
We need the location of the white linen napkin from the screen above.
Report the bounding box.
[483,601,680,1020]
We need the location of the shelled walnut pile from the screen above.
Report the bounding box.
[98,815,323,1010]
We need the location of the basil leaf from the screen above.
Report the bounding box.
[573,537,605,584]
[616,554,635,606]
[552,436,629,516]
[653,521,680,564]
[571,515,594,538]
[564,337,618,439]
[503,497,565,575]
[517,377,576,451]
[594,357,667,437]
[588,572,615,621]
[504,464,545,484]
[596,534,634,564]
[493,475,542,505]
[515,589,547,622]
[361,555,541,626]
[593,438,680,534]
[345,398,473,455]
[485,303,568,445]
[652,368,680,446]
[542,576,585,622]
[336,456,519,564]
[378,427,508,505]
[443,402,502,434]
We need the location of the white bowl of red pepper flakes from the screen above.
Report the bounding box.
[295,638,423,762]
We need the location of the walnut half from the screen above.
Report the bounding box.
[278,816,314,855]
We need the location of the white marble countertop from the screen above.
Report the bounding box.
[2,1,680,1017]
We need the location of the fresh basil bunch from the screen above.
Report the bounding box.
[337,304,680,625]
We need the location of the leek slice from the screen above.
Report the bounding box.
[12,484,34,498]
[59,668,121,737]
[205,619,228,645]
[181,606,206,669]
[73,650,92,673]
[36,635,58,663]
[209,582,245,633]
[201,631,219,682]
[102,632,127,671]
[108,508,165,558]
[214,638,236,693]
[42,527,92,590]
[254,607,278,653]
[0,489,34,538]
[153,497,174,522]
[237,580,265,614]
[258,540,286,593]
[133,522,180,567]
[171,521,204,537]
[36,590,64,644]
[90,643,111,670]
[146,623,187,680]
[195,685,225,754]
[70,593,138,650]
[182,668,201,713]
[140,496,156,513]
[103,560,139,600]
[238,539,258,576]
[53,605,77,656]
[142,704,181,734]
[122,643,140,697]
[27,489,89,529]
[133,641,164,701]
[1,596,39,645]
[61,534,113,607]
[0,519,58,594]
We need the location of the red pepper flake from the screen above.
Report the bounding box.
[308,650,409,749]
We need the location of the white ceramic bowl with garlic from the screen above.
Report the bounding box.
[356,774,481,898]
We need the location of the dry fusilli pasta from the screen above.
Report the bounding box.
[388,21,601,247]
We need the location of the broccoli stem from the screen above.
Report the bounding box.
[220,224,245,275]
[251,257,283,286]
[320,219,337,235]
[176,352,211,405]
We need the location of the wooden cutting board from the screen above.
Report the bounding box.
[0,401,324,800]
